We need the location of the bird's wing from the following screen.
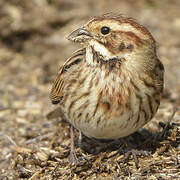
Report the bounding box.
[50,48,86,104]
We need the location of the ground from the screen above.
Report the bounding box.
[0,0,179,179]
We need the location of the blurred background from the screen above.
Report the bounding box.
[0,0,179,178]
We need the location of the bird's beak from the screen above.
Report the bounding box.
[68,27,92,43]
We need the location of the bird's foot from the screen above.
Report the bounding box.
[120,148,150,168]
[69,150,79,164]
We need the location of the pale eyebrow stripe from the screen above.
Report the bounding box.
[107,22,149,40]
[87,18,152,41]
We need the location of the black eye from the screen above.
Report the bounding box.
[101,26,110,35]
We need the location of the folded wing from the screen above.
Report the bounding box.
[50,48,86,104]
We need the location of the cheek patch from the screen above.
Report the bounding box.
[127,44,134,51]
[118,42,126,51]
[118,42,134,52]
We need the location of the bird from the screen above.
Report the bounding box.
[49,13,164,163]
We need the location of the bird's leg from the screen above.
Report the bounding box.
[119,137,150,169]
[69,126,79,164]
[78,131,82,147]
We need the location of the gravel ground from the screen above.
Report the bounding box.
[0,0,179,179]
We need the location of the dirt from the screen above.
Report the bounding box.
[0,0,179,179]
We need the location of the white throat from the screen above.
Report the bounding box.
[86,46,94,65]
[88,40,117,61]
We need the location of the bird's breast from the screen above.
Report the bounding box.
[61,64,143,139]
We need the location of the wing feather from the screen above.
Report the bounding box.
[50,48,86,104]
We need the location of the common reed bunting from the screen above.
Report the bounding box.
[49,14,164,164]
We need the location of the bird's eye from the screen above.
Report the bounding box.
[101,26,110,35]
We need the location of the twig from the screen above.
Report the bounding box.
[0,133,17,146]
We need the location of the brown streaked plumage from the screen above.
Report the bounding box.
[50,14,164,140]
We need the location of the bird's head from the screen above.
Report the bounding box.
[68,14,155,61]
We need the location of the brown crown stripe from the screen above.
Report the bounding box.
[92,14,155,42]
[123,20,154,42]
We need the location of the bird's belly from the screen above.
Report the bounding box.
[76,111,141,139]
[62,92,152,139]
[62,69,159,139]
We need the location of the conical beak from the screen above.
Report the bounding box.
[68,27,92,43]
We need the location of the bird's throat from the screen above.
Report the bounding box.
[86,40,117,66]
